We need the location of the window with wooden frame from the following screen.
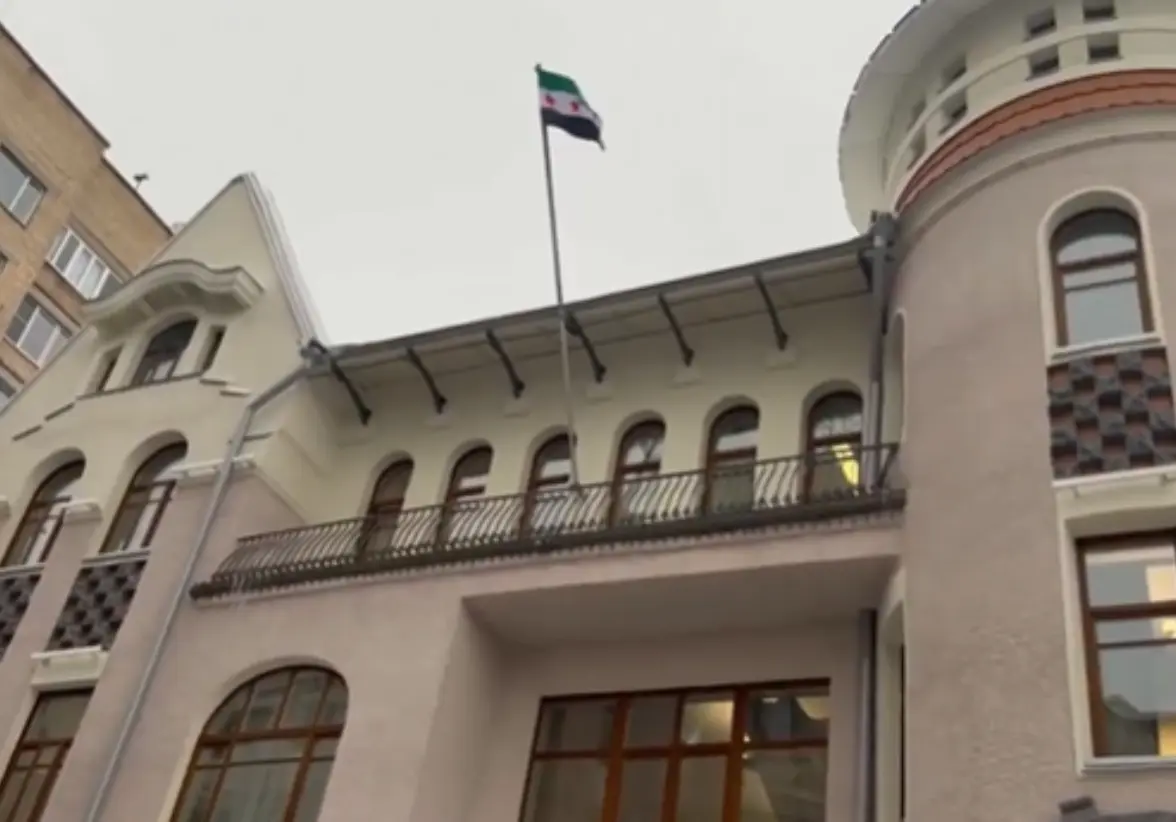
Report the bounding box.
[99,442,187,554]
[1078,534,1176,758]
[0,690,92,822]
[704,406,759,513]
[522,434,573,533]
[2,460,84,568]
[804,392,863,499]
[129,319,198,386]
[167,667,347,822]
[610,419,666,524]
[356,459,413,556]
[521,681,830,822]
[1051,209,1151,348]
[439,446,493,544]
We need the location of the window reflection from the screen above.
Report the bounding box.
[524,435,573,533]
[805,392,863,498]
[706,406,759,513]
[612,420,666,524]
[3,460,84,567]
[440,446,493,543]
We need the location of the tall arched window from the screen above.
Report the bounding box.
[805,391,863,498]
[130,319,198,386]
[356,459,413,556]
[168,667,347,822]
[522,434,572,533]
[439,446,493,545]
[3,460,84,567]
[705,405,759,512]
[1051,208,1151,347]
[100,442,187,554]
[611,420,665,523]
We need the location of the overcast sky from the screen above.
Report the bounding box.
[4,0,910,344]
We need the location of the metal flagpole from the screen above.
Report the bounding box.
[536,63,582,487]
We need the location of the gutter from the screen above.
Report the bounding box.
[855,609,879,822]
[863,212,899,484]
[81,363,309,822]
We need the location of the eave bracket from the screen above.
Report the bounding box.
[752,275,789,351]
[564,312,607,383]
[406,347,448,414]
[303,340,372,426]
[486,329,525,398]
[657,294,694,367]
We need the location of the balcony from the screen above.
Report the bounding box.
[190,443,905,599]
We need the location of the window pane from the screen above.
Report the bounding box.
[240,673,292,733]
[1097,642,1176,757]
[10,768,48,822]
[11,181,42,223]
[521,759,606,822]
[535,699,616,752]
[210,762,299,822]
[25,692,91,740]
[230,739,306,763]
[616,758,667,822]
[280,670,329,728]
[1084,545,1176,607]
[173,768,219,822]
[1096,617,1176,645]
[621,423,664,466]
[0,150,33,217]
[740,749,827,822]
[0,772,27,821]
[712,409,759,454]
[1064,280,1143,345]
[291,759,334,822]
[18,313,54,361]
[746,687,830,744]
[680,692,734,745]
[1055,211,1138,265]
[809,395,863,441]
[676,756,726,822]
[624,695,677,747]
[316,679,348,726]
[1063,260,1137,289]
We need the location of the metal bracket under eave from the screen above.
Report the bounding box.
[485,329,525,398]
[302,339,372,426]
[657,294,695,367]
[564,312,607,383]
[405,347,448,414]
[752,275,789,351]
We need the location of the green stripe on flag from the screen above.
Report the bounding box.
[537,69,581,97]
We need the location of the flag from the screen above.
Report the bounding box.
[538,68,603,146]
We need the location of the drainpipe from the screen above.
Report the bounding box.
[863,213,899,486]
[82,363,308,822]
[854,609,879,822]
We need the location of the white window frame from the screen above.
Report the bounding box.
[47,228,117,299]
[5,296,72,365]
[0,146,45,223]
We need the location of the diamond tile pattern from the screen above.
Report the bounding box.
[47,557,146,651]
[1048,346,1176,479]
[0,571,41,660]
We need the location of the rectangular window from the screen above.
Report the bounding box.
[5,295,73,365]
[0,365,16,408]
[1079,535,1176,758]
[199,326,225,372]
[1029,46,1061,78]
[0,147,45,223]
[0,690,92,822]
[1026,8,1057,38]
[941,56,967,89]
[1087,33,1121,62]
[46,228,117,299]
[1083,0,1116,22]
[520,682,830,822]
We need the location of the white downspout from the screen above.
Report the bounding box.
[81,364,308,822]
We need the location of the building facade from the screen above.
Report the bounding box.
[0,23,172,405]
[0,0,1175,821]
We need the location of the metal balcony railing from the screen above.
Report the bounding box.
[190,443,905,599]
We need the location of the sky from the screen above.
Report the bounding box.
[3,0,913,344]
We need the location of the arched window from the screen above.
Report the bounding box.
[130,319,198,386]
[611,420,665,523]
[100,442,187,554]
[439,447,493,545]
[356,459,413,556]
[1051,209,1151,347]
[522,434,572,532]
[3,460,84,567]
[168,667,347,822]
[805,392,863,498]
[705,405,759,512]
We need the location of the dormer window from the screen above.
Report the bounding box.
[47,228,118,299]
[129,319,197,386]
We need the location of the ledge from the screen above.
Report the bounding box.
[60,498,102,523]
[82,258,263,337]
[162,454,257,488]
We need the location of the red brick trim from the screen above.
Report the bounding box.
[898,70,1176,210]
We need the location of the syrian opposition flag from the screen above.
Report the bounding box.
[538,68,603,147]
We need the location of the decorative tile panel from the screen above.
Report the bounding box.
[1048,346,1176,479]
[46,557,147,651]
[0,571,40,659]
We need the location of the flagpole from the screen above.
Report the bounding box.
[535,63,582,487]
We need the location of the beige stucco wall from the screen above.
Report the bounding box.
[895,114,1176,819]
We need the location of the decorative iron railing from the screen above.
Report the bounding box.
[190,443,904,599]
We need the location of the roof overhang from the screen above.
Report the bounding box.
[82,258,264,338]
[838,0,994,230]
